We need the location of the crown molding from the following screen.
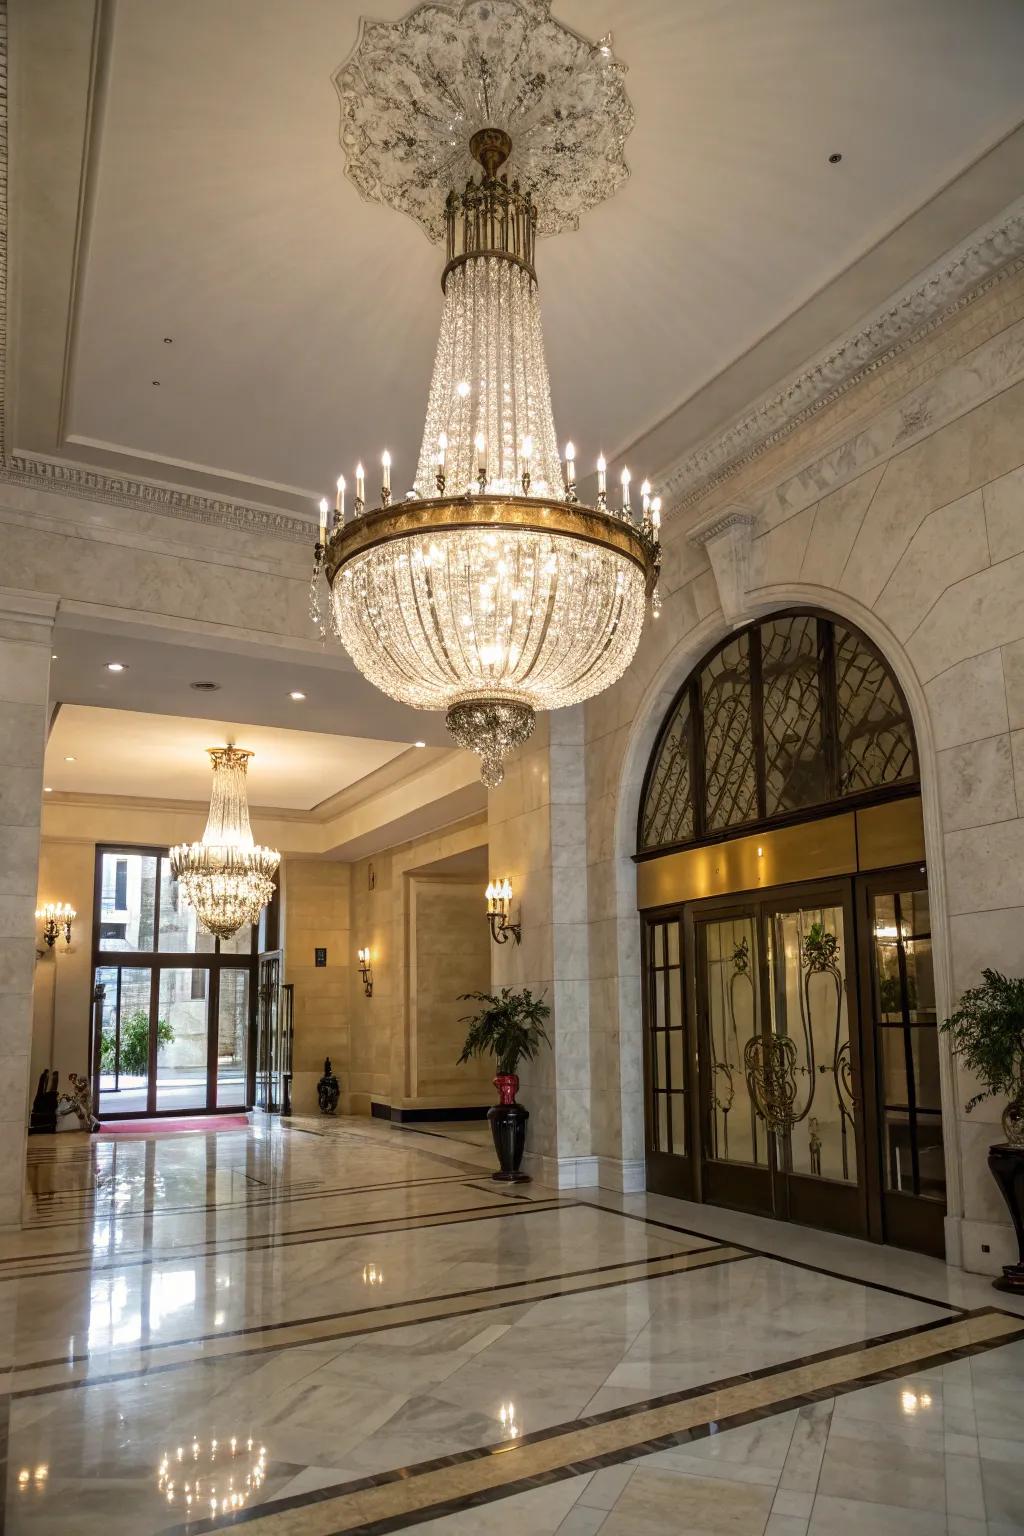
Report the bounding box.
[660,194,1024,512]
[2,452,313,543]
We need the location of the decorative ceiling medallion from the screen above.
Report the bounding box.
[333,0,634,243]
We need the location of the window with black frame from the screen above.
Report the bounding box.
[92,846,258,1116]
[638,612,917,854]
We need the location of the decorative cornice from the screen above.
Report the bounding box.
[3,453,313,542]
[661,194,1024,511]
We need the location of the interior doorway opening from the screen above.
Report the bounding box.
[636,610,945,1257]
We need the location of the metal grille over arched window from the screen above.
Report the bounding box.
[638,612,917,853]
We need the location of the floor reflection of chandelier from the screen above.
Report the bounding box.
[170,748,280,939]
[311,5,660,786]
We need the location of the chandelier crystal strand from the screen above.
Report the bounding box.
[169,748,280,939]
[321,123,660,785]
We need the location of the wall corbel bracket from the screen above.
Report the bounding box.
[688,506,757,626]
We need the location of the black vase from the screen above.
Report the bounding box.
[488,1073,530,1182]
[988,1143,1024,1292]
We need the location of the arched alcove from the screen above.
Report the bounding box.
[606,595,960,1262]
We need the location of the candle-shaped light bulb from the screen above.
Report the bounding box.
[318,496,328,542]
[651,495,662,531]
[356,462,365,502]
[621,466,631,513]
[521,434,533,462]
[597,454,607,496]
[437,431,448,467]
[641,479,651,515]
[474,431,486,457]
[381,450,391,493]
[565,441,575,464]
[335,474,345,517]
[457,379,471,399]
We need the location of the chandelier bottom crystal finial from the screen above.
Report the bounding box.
[446,698,536,787]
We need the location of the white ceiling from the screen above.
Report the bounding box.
[17,0,1024,511]
[45,705,412,810]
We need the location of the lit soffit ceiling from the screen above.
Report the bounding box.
[44,705,412,810]
[10,0,1024,514]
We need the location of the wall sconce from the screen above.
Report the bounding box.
[36,902,75,949]
[357,947,374,997]
[485,878,521,945]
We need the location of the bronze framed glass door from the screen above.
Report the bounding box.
[641,916,694,1198]
[857,869,946,1257]
[692,882,868,1239]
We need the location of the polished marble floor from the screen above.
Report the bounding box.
[3,1116,1023,1535]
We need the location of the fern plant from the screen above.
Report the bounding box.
[941,968,1024,1112]
[457,988,551,1077]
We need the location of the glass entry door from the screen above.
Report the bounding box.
[693,884,869,1239]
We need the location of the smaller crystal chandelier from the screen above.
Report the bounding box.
[170,747,280,940]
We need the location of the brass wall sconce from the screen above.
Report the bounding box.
[36,902,75,949]
[485,878,521,945]
[357,947,374,997]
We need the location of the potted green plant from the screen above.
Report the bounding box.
[457,987,550,1181]
[941,968,1024,1292]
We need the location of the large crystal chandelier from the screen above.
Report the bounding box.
[170,748,280,939]
[311,3,660,787]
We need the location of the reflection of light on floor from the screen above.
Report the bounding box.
[362,1263,384,1287]
[16,1465,48,1494]
[900,1388,933,1414]
[498,1402,520,1439]
[158,1438,267,1517]
[89,1266,197,1350]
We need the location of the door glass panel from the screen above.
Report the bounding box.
[704,916,764,1166]
[871,886,944,1203]
[154,968,209,1112]
[216,970,249,1107]
[98,852,158,952]
[646,920,687,1158]
[97,965,152,1113]
[765,904,857,1184]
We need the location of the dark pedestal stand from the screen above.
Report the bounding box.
[988,1143,1024,1293]
[488,1102,530,1182]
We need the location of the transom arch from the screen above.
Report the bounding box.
[637,607,919,856]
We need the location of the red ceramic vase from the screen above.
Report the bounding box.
[494,1073,519,1106]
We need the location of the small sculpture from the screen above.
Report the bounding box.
[57,1073,98,1133]
[317,1057,340,1115]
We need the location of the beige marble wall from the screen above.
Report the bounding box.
[0,588,58,1227]
[31,838,95,1089]
[580,265,1024,1270]
[347,817,490,1117]
[283,859,350,1115]
[408,878,492,1103]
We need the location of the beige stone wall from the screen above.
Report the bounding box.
[283,859,350,1115]
[31,838,95,1088]
[409,878,491,1102]
[579,264,1024,1272]
[346,817,491,1117]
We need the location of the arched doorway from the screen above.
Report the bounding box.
[635,609,945,1257]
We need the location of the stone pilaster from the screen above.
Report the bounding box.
[0,587,58,1228]
[487,707,595,1188]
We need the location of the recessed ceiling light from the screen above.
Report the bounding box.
[414,740,426,748]
[289,690,306,701]
[190,680,221,692]
[105,661,127,672]
[64,755,76,763]
[51,653,58,661]
[828,152,842,164]
[43,786,53,793]
[163,336,173,344]
[152,379,161,386]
